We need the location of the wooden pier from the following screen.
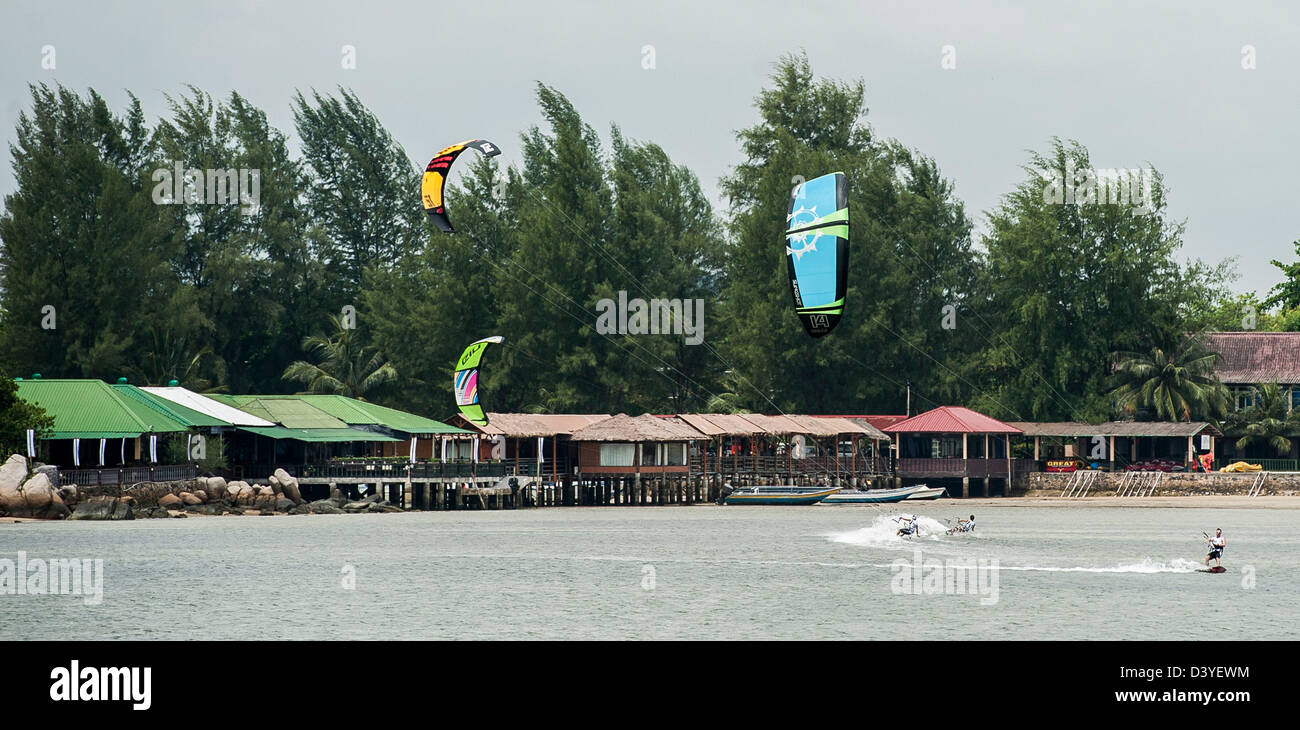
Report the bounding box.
[290,461,895,511]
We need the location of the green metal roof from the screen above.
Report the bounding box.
[231,394,467,434]
[110,384,227,427]
[238,426,400,442]
[14,379,189,439]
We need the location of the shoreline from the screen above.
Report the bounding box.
[4,494,1298,523]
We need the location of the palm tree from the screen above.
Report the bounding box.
[1234,382,1299,455]
[282,314,397,400]
[129,328,226,392]
[1110,338,1230,421]
[705,370,747,413]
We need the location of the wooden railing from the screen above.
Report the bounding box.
[58,464,198,486]
[689,453,894,476]
[898,458,1035,478]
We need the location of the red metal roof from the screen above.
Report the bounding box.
[1202,332,1300,384]
[882,406,1022,435]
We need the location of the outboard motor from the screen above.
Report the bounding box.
[717,482,736,505]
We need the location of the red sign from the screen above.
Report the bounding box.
[1046,459,1079,473]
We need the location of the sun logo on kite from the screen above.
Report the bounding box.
[786,204,820,261]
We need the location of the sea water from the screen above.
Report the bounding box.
[1,504,1295,640]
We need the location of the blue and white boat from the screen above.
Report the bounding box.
[819,485,931,504]
[722,486,840,505]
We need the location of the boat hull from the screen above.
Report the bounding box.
[820,490,912,504]
[724,487,840,505]
[821,485,929,504]
[904,487,948,500]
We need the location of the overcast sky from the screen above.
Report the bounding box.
[3,0,1297,296]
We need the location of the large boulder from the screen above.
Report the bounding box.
[18,472,70,519]
[57,484,79,505]
[308,499,344,515]
[226,481,254,504]
[0,454,28,514]
[0,454,28,491]
[192,490,207,503]
[273,469,304,505]
[179,491,202,506]
[252,490,278,511]
[205,477,228,500]
[69,496,135,520]
[274,497,295,512]
[158,493,183,509]
[267,475,283,496]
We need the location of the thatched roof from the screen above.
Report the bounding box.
[1008,421,1222,438]
[569,413,706,442]
[677,413,766,435]
[455,413,611,437]
[800,415,890,440]
[676,413,889,438]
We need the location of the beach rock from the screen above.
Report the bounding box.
[57,484,79,504]
[17,473,70,519]
[308,499,344,515]
[158,493,183,509]
[274,469,304,504]
[275,497,295,512]
[34,464,59,483]
[256,485,274,496]
[0,454,28,491]
[186,503,226,516]
[143,507,170,518]
[227,481,254,504]
[205,477,228,500]
[367,502,401,513]
[329,487,344,506]
[179,491,202,506]
[192,490,207,503]
[342,501,369,513]
[69,496,134,521]
[267,475,283,495]
[288,504,311,515]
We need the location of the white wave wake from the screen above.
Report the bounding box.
[827,514,956,548]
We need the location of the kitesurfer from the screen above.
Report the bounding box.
[958,514,975,532]
[1205,528,1226,568]
[896,514,919,537]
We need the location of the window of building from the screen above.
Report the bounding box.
[600,443,635,466]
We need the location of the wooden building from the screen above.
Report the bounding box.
[884,406,1026,497]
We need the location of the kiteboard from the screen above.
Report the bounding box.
[1197,566,1227,574]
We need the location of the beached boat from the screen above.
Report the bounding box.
[904,485,947,500]
[819,485,925,504]
[723,486,840,505]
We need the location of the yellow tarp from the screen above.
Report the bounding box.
[1220,461,1262,472]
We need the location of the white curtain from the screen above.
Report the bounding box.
[120,437,126,464]
[98,438,106,466]
[26,429,35,458]
[472,436,479,463]
[600,443,635,467]
[73,438,81,466]
[537,436,545,465]
[440,437,448,462]
[149,435,158,463]
[409,436,418,464]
